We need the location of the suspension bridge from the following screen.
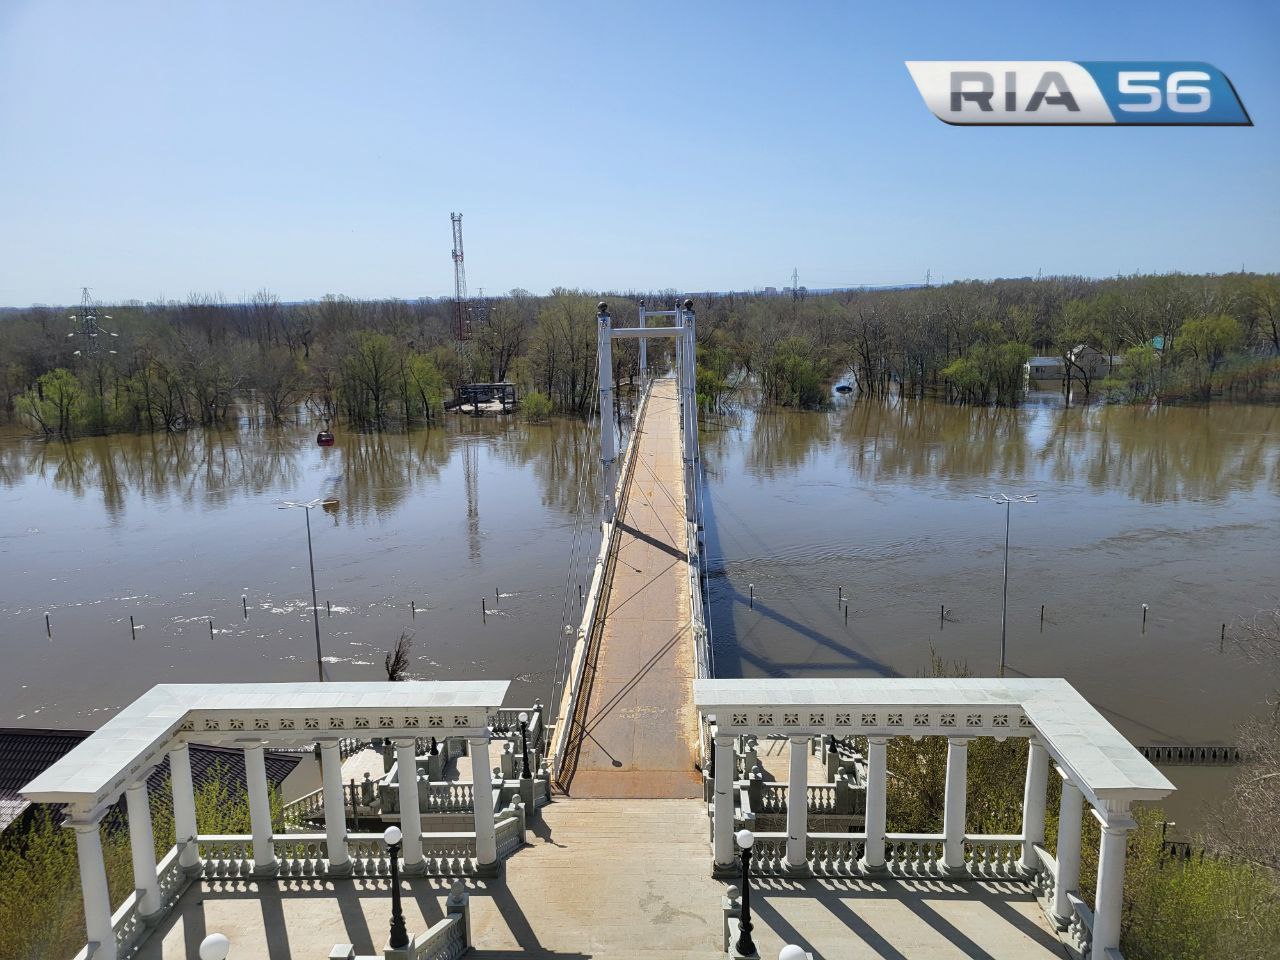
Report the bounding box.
[547,298,714,798]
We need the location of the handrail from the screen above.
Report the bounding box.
[548,378,654,779]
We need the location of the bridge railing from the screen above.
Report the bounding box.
[548,378,654,781]
[697,678,1176,960]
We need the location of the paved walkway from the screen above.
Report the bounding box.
[137,799,1066,959]
[559,379,701,799]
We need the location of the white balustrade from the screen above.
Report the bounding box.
[695,676,1175,960]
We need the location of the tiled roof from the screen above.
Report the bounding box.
[0,728,301,835]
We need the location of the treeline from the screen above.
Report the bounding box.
[2,272,1278,437]
[691,271,1280,409]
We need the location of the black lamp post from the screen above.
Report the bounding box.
[518,711,532,780]
[383,826,409,950]
[735,828,756,957]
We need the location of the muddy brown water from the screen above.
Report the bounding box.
[2,390,1277,830]
[703,391,1280,830]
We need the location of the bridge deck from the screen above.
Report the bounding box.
[560,378,701,798]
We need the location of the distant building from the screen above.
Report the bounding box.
[763,286,778,296]
[1067,345,1117,380]
[1027,356,1065,381]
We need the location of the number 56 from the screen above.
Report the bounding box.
[1117,71,1211,112]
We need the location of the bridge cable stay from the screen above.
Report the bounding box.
[547,376,603,723]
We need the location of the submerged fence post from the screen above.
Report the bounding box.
[130,615,136,640]
[45,612,51,637]
[749,584,754,609]
[242,596,248,620]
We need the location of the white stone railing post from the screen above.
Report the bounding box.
[1091,809,1135,960]
[943,737,968,873]
[69,813,117,960]
[469,735,498,871]
[169,744,201,872]
[1019,738,1049,873]
[124,774,162,917]
[860,736,888,871]
[1053,771,1084,929]
[243,741,277,875]
[395,738,425,871]
[319,740,350,873]
[785,736,809,871]
[713,735,736,870]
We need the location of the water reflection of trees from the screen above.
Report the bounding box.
[1039,403,1280,503]
[495,417,599,518]
[720,396,1279,503]
[0,426,308,518]
[331,427,451,523]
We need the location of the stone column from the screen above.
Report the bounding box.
[169,743,201,872]
[319,740,349,873]
[125,775,161,917]
[469,736,497,871]
[785,736,809,871]
[395,738,424,870]
[860,736,888,872]
[1019,738,1050,872]
[1091,810,1135,960]
[943,737,968,873]
[713,735,736,870]
[243,742,277,875]
[1052,772,1084,928]
[70,814,117,960]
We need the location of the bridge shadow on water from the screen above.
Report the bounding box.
[698,462,900,681]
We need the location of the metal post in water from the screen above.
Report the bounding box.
[481,599,486,623]
[410,600,416,619]
[130,615,136,640]
[326,600,331,617]
[838,586,843,605]
[749,584,754,609]
[940,604,944,630]
[45,612,51,637]
[209,619,214,639]
[974,492,1036,677]
[1040,603,1045,631]
[242,596,248,620]
[844,604,848,625]
[1142,603,1148,633]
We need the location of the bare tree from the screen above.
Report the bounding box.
[384,630,413,681]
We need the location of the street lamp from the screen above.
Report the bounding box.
[734,829,756,957]
[199,933,230,960]
[518,711,532,780]
[973,492,1037,677]
[278,498,338,681]
[383,825,409,950]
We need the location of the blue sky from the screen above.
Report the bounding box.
[1,1,1276,305]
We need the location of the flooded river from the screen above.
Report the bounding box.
[703,391,1280,827]
[2,390,1277,827]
